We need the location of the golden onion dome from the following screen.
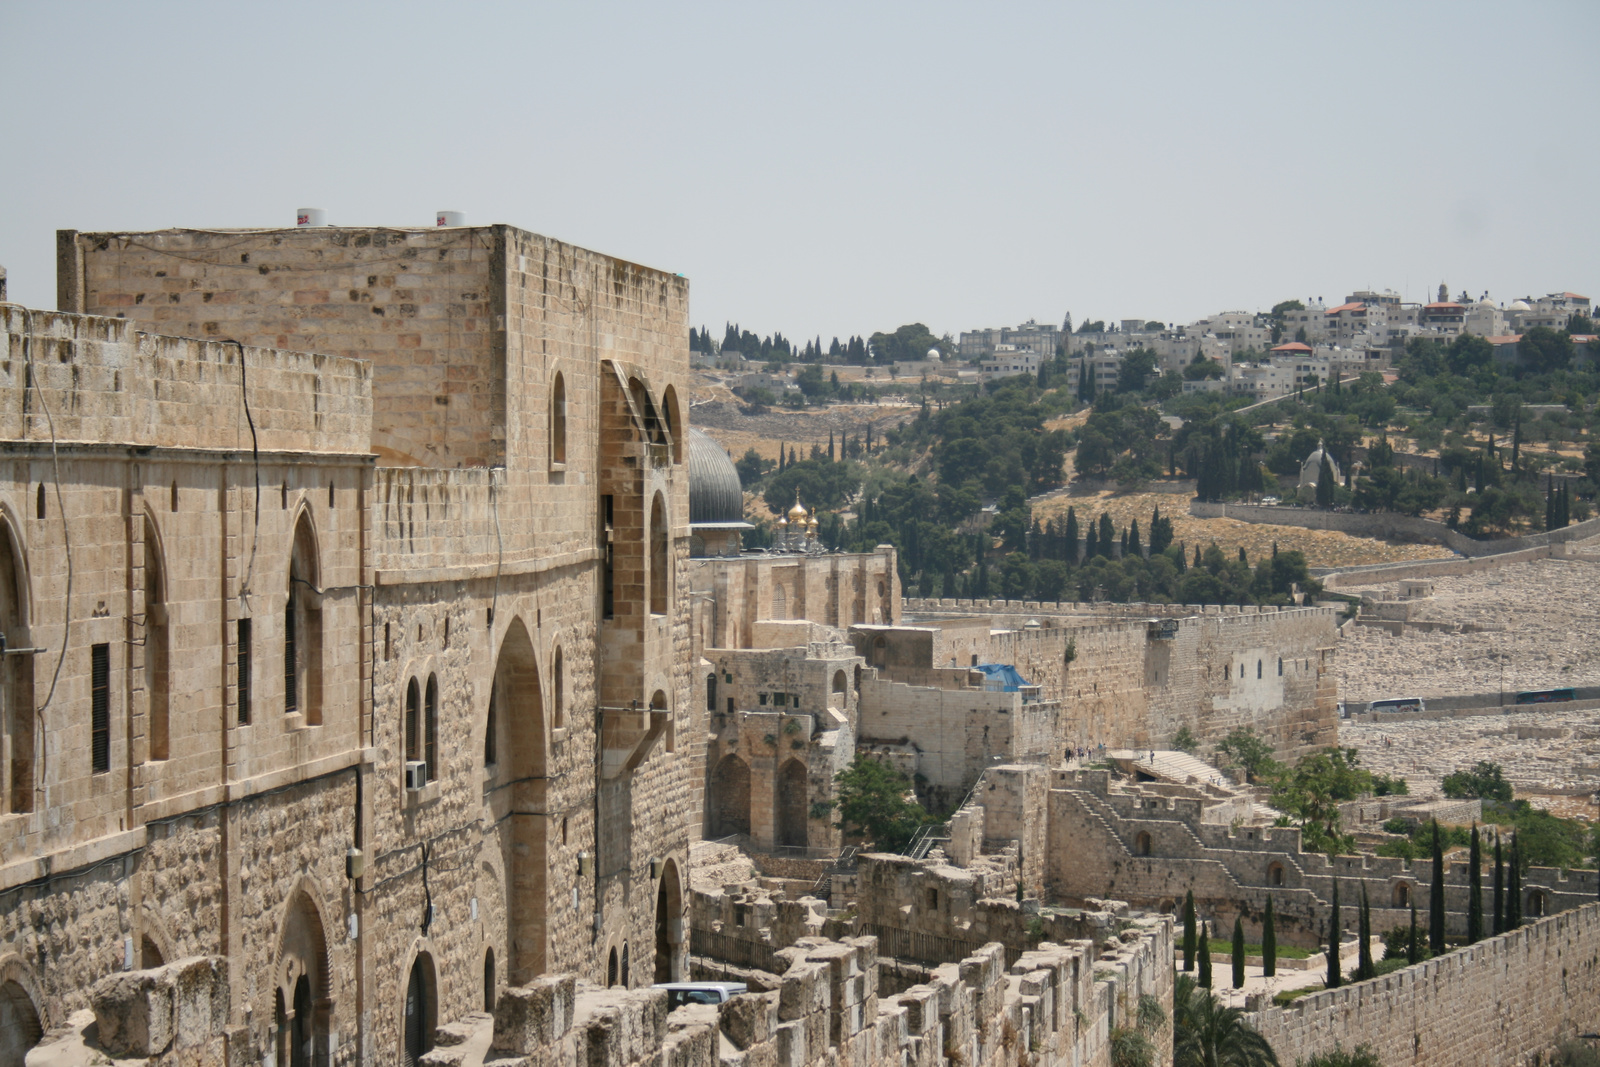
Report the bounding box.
[787,493,809,524]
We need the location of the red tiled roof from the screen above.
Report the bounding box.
[1325,302,1365,315]
[1423,302,1465,310]
[1563,292,1589,300]
[1487,335,1522,344]
[1270,342,1314,353]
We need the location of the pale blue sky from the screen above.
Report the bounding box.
[2,2,1596,343]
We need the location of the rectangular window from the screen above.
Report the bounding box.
[91,643,110,774]
[237,618,252,725]
[774,693,787,707]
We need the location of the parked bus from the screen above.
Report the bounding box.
[1514,688,1576,705]
[1368,696,1426,714]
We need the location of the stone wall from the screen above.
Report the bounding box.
[1247,903,1600,1066]
[1190,499,1600,559]
[899,600,1340,763]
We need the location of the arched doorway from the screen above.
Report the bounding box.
[1268,863,1285,886]
[830,670,847,709]
[654,860,683,983]
[490,620,548,984]
[483,949,496,1015]
[1529,891,1547,918]
[0,979,43,1067]
[275,890,330,1067]
[1135,831,1152,857]
[403,954,436,1067]
[0,515,34,814]
[777,759,808,848]
[607,947,619,988]
[1393,883,1410,908]
[709,755,750,838]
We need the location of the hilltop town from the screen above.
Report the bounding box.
[0,226,1597,1067]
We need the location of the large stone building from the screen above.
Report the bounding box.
[2,222,699,1065]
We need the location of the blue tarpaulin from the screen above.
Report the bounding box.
[973,664,1031,692]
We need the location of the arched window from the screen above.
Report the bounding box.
[1135,831,1153,856]
[549,371,567,467]
[706,673,718,713]
[662,385,682,463]
[424,675,439,782]
[607,947,619,988]
[0,517,35,814]
[484,680,497,767]
[285,514,322,724]
[483,949,496,1015]
[1224,663,1230,681]
[404,678,421,776]
[144,518,169,761]
[404,953,436,1066]
[1529,891,1547,918]
[552,646,565,728]
[649,494,668,616]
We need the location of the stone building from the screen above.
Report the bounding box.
[0,221,699,1066]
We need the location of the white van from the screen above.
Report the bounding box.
[654,982,748,1010]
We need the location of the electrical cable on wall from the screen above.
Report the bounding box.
[221,340,262,606]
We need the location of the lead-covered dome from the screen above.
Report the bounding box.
[688,428,746,525]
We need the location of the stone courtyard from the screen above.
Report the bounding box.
[1335,537,1600,703]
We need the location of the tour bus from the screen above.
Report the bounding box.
[1368,696,1425,714]
[1514,688,1577,705]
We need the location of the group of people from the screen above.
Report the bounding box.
[1067,743,1108,763]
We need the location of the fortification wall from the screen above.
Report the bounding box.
[901,600,1339,761]
[1190,500,1600,558]
[1247,903,1600,1066]
[856,676,1042,801]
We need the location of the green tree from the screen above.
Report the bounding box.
[1231,916,1246,989]
[1407,902,1421,964]
[1183,890,1197,972]
[1198,921,1213,989]
[1215,727,1281,784]
[1117,348,1159,394]
[1493,832,1504,935]
[1356,882,1374,981]
[1316,452,1335,507]
[1441,761,1513,802]
[1262,896,1276,978]
[1506,834,1523,929]
[867,323,946,364]
[1429,821,1447,955]
[832,756,929,852]
[1326,877,1342,988]
[1172,973,1279,1067]
[1274,747,1371,855]
[762,458,862,516]
[1467,825,1484,944]
[1519,326,1574,374]
[1171,726,1199,754]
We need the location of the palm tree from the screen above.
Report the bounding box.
[1173,973,1280,1067]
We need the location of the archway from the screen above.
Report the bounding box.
[402,953,436,1067]
[649,493,668,616]
[777,760,808,849]
[1529,891,1547,918]
[549,371,567,466]
[286,512,322,724]
[275,890,331,1067]
[491,620,548,984]
[607,947,619,988]
[1268,863,1285,887]
[654,860,683,983]
[483,948,496,1015]
[709,755,750,838]
[0,515,33,814]
[144,516,170,761]
[1135,831,1152,857]
[0,980,43,1067]
[661,385,682,463]
[1393,883,1410,908]
[871,637,887,668]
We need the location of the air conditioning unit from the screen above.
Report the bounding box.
[405,761,428,790]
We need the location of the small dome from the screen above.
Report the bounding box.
[787,494,809,524]
[1509,299,1532,311]
[927,347,942,361]
[688,428,745,525]
[1299,438,1342,488]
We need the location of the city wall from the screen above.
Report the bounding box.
[1247,903,1600,1066]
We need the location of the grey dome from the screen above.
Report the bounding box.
[688,428,746,525]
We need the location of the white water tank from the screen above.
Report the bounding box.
[296,208,327,227]
[436,211,466,227]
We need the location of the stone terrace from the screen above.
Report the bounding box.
[1335,536,1600,703]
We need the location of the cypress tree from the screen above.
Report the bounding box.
[1262,896,1276,978]
[1128,518,1142,557]
[1231,916,1246,989]
[1194,544,1203,570]
[1238,546,1248,565]
[1358,882,1375,980]
[1317,453,1335,507]
[1098,513,1115,557]
[1120,528,1128,556]
[1182,890,1197,971]
[1507,834,1522,930]
[1492,831,1504,935]
[1064,507,1080,565]
[778,444,786,473]
[1429,820,1447,955]
[1198,920,1213,988]
[1085,520,1099,561]
[1467,824,1484,944]
[1324,883,1337,991]
[1407,902,1420,964]
[827,431,835,462]
[1326,877,1341,988]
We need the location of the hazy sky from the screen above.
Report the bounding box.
[3,2,1596,344]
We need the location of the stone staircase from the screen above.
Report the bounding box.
[1110,748,1234,787]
